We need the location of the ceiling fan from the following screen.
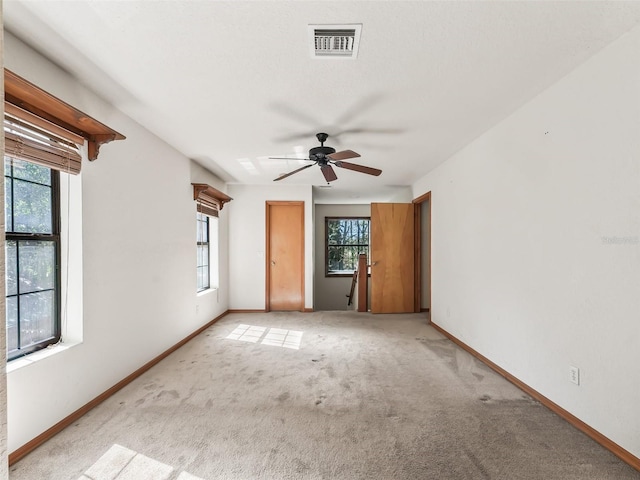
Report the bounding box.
[270,133,382,183]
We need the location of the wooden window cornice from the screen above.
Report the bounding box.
[4,69,125,161]
[192,183,233,213]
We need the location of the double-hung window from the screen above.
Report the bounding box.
[196,212,210,292]
[4,95,85,361]
[325,217,370,276]
[196,211,220,292]
[5,155,61,360]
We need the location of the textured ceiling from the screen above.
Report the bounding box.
[5,1,640,202]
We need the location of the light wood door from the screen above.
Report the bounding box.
[266,201,304,311]
[370,203,415,313]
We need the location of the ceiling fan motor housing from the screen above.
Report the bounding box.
[309,145,336,162]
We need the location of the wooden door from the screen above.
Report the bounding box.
[266,201,304,311]
[370,203,414,313]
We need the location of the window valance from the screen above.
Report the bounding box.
[4,69,125,168]
[192,183,232,217]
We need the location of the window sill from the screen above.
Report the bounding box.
[197,287,218,297]
[7,340,82,373]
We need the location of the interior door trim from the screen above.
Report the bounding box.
[265,200,305,312]
[412,191,431,315]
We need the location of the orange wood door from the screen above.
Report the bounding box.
[266,201,304,311]
[370,203,415,313]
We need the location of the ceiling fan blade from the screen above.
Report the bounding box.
[273,163,316,181]
[273,132,317,143]
[320,164,338,182]
[333,160,382,177]
[269,102,319,128]
[327,150,361,161]
[334,127,405,136]
[335,93,387,124]
[268,157,313,161]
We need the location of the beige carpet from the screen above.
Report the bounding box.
[9,311,640,479]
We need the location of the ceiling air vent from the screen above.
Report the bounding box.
[308,24,362,59]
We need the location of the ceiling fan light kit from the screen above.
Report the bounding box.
[270,132,382,183]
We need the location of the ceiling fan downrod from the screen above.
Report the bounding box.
[316,132,329,145]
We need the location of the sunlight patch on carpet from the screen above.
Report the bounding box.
[261,327,303,349]
[226,325,303,349]
[226,324,267,343]
[79,444,204,480]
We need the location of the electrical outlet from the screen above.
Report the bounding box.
[569,366,580,385]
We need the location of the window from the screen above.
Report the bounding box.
[5,156,60,360]
[325,217,370,276]
[196,212,210,292]
[192,183,229,293]
[196,212,220,293]
[3,69,125,362]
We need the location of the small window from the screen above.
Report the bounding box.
[325,217,370,276]
[192,183,228,293]
[5,156,61,360]
[196,212,210,292]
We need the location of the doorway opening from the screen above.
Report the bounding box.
[413,192,431,321]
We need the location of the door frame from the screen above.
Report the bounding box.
[412,191,431,317]
[265,200,305,312]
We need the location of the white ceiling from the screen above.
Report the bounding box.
[5,1,640,202]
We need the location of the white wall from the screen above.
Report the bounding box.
[314,204,370,311]
[227,184,313,310]
[412,26,640,457]
[4,33,229,453]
